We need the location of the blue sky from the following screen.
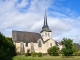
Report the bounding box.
[0,0,80,43]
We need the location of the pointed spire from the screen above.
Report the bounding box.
[43,10,48,27]
[40,10,52,33]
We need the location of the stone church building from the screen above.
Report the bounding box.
[12,12,56,53]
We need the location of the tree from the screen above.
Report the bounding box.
[73,43,79,56]
[0,32,16,60]
[61,38,75,56]
[47,46,59,56]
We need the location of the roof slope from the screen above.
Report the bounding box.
[40,26,52,32]
[12,30,42,43]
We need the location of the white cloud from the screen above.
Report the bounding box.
[16,0,29,8]
[0,0,80,43]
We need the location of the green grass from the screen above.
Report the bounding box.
[12,56,80,60]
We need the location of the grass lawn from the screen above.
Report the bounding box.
[12,56,80,60]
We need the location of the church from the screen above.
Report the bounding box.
[12,12,56,53]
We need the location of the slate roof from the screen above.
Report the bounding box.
[12,30,43,43]
[40,26,52,32]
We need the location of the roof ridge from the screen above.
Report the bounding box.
[12,30,39,34]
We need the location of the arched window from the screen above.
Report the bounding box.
[45,32,47,35]
[50,43,52,47]
[26,42,28,47]
[38,41,42,47]
[45,32,47,37]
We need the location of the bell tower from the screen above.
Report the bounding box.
[40,11,52,41]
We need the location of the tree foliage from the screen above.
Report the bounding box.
[73,43,79,56]
[0,32,16,60]
[61,38,75,56]
[47,46,59,56]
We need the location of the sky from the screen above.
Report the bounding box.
[0,0,80,43]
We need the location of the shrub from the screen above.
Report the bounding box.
[31,52,36,57]
[17,52,21,55]
[25,53,28,57]
[25,53,31,57]
[47,46,59,56]
[38,52,42,57]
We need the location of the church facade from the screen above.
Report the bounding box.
[12,12,56,53]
